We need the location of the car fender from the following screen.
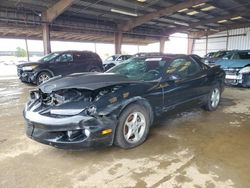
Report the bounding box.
[98,96,154,126]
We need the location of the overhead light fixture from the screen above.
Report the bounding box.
[174,21,189,26]
[231,16,242,20]
[201,6,216,11]
[111,9,138,17]
[137,0,146,2]
[187,11,199,15]
[178,8,188,13]
[217,20,228,23]
[192,3,206,8]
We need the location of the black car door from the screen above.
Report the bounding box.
[49,53,73,76]
[162,56,209,108]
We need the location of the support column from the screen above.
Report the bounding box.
[205,34,208,55]
[159,37,165,53]
[114,32,123,54]
[187,35,194,55]
[25,37,30,62]
[42,23,51,55]
[226,30,229,50]
[94,43,97,53]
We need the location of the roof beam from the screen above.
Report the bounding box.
[162,11,249,35]
[191,22,250,38]
[43,0,75,23]
[118,0,209,32]
[190,12,248,28]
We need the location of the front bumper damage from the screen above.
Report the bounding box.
[224,68,250,87]
[17,68,36,84]
[24,101,117,150]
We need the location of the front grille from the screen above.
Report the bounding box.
[225,79,237,85]
[224,68,240,76]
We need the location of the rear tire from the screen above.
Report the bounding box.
[89,66,102,72]
[36,71,52,85]
[114,103,150,149]
[204,85,221,111]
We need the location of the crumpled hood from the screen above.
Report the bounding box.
[39,72,140,93]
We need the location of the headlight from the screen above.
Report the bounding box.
[86,106,97,115]
[22,65,37,71]
[239,66,250,74]
[50,109,83,116]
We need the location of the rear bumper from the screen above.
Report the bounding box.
[24,106,117,150]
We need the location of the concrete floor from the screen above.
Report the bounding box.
[0,78,250,188]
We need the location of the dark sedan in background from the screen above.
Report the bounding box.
[23,53,225,149]
[17,51,103,85]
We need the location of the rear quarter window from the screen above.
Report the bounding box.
[238,52,250,59]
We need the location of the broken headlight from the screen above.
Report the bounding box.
[239,66,250,74]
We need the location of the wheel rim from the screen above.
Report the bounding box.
[38,74,50,84]
[123,112,146,144]
[211,88,220,108]
[90,68,99,72]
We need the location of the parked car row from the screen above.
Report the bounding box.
[204,50,250,87]
[17,51,132,85]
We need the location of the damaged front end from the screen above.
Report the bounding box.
[24,87,119,149]
[224,66,250,87]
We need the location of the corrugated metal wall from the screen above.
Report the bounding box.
[192,27,250,57]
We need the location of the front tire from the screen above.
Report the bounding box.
[204,85,221,111]
[36,71,52,85]
[115,104,150,149]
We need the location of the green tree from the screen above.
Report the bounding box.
[15,47,27,57]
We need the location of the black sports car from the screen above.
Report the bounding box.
[23,54,225,149]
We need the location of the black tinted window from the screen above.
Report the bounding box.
[74,53,82,61]
[55,53,73,62]
[238,52,250,59]
[166,58,201,79]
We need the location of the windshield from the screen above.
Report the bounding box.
[107,57,165,81]
[38,52,60,63]
[212,51,228,58]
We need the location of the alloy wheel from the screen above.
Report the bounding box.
[38,73,50,84]
[123,112,146,144]
[211,88,220,108]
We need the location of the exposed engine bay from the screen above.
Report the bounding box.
[30,85,122,107]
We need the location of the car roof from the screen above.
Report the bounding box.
[133,52,186,59]
[53,50,98,54]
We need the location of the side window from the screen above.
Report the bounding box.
[73,53,82,62]
[117,56,123,61]
[238,52,250,59]
[166,58,201,79]
[125,55,131,60]
[55,53,73,62]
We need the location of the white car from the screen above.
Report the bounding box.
[103,54,132,70]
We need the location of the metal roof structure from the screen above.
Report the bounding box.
[0,0,250,44]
